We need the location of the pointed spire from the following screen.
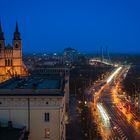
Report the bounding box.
[15,21,19,33]
[13,21,21,40]
[0,21,4,40]
[0,21,2,33]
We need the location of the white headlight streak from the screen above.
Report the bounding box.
[107,67,122,83]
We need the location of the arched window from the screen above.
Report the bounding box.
[5,59,7,66]
[15,43,18,48]
[8,59,10,66]
[11,59,13,66]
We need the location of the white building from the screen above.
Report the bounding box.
[0,75,68,140]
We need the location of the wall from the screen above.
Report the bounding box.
[0,96,65,140]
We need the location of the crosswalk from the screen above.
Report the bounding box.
[110,121,128,140]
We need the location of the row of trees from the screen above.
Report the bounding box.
[68,65,112,140]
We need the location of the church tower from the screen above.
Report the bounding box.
[0,21,28,82]
[12,22,22,75]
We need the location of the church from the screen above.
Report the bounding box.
[0,22,28,82]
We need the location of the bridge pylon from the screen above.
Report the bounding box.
[106,46,111,64]
[101,46,104,62]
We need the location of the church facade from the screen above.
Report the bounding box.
[0,22,28,82]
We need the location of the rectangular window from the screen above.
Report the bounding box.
[44,113,50,122]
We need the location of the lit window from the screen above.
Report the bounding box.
[44,113,50,122]
[44,128,50,138]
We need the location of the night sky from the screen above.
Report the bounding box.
[0,0,140,53]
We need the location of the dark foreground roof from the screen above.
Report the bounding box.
[0,126,28,140]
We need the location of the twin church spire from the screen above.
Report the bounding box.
[13,21,21,40]
[0,21,4,40]
[0,21,21,40]
[0,21,2,33]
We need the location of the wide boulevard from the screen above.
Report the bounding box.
[88,66,140,140]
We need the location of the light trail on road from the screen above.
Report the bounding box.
[106,66,122,83]
[97,103,110,128]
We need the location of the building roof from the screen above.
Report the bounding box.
[0,76,65,96]
[0,126,27,140]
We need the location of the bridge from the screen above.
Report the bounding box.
[89,47,118,67]
[89,58,115,66]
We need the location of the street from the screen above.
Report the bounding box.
[88,66,140,140]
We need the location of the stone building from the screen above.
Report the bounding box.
[0,22,27,82]
[0,75,67,140]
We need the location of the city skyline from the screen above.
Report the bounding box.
[1,0,140,53]
[0,1,140,140]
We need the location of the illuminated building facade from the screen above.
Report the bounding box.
[0,75,67,140]
[0,22,28,82]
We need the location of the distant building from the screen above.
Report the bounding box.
[0,75,67,140]
[63,47,78,65]
[0,22,28,82]
[23,53,64,70]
